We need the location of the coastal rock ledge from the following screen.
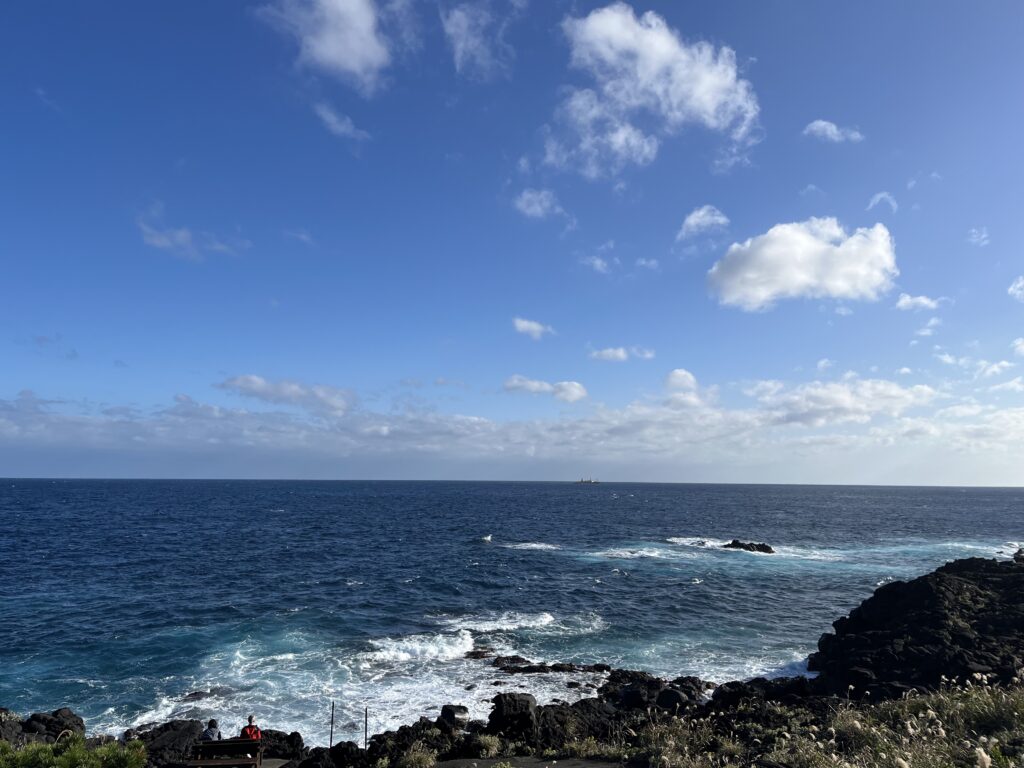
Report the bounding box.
[2,555,1023,767]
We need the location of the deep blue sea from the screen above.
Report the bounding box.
[1,480,1021,744]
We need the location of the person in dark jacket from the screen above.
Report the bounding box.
[200,719,222,741]
[240,715,261,740]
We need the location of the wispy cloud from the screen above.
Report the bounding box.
[590,346,655,362]
[1008,276,1024,302]
[866,191,898,213]
[514,188,566,220]
[137,202,251,261]
[896,293,940,311]
[440,1,517,80]
[313,102,370,140]
[967,226,990,247]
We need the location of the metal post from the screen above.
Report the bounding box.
[329,701,335,748]
[363,707,368,750]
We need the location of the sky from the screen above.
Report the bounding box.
[2,1,1023,484]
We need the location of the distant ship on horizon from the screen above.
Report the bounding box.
[576,477,600,484]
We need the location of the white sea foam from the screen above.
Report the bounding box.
[502,542,562,551]
[363,630,475,663]
[439,611,556,633]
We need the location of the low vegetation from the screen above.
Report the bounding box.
[547,676,1024,768]
[0,736,145,768]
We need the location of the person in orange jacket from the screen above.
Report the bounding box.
[240,715,261,740]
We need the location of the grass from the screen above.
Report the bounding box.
[0,737,145,768]
[543,675,1024,768]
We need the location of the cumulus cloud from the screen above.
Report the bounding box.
[514,188,565,219]
[313,102,371,140]
[666,368,697,391]
[967,227,990,247]
[751,378,936,427]
[979,361,1015,378]
[544,3,759,178]
[816,358,834,372]
[221,374,355,416]
[440,1,515,79]
[866,191,898,213]
[262,0,393,94]
[677,205,729,240]
[896,293,940,311]
[802,119,864,143]
[707,217,898,311]
[513,317,554,340]
[504,375,588,403]
[1009,276,1024,303]
[9,369,1024,483]
[1013,338,1024,357]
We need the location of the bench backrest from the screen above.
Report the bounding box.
[194,739,263,758]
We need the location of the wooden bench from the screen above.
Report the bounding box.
[186,738,263,768]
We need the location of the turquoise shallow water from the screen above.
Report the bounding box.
[1,480,1021,744]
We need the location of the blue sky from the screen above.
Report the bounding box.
[2,1,1023,483]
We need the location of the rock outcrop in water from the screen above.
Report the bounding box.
[4,555,1023,767]
[722,539,775,554]
[808,556,1024,698]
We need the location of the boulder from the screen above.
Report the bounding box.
[261,729,307,761]
[486,693,537,742]
[723,539,774,554]
[438,705,469,729]
[598,669,665,710]
[327,740,364,768]
[299,746,338,768]
[132,719,204,768]
[17,708,85,743]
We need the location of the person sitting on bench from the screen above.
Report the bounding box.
[240,715,261,740]
[201,719,221,741]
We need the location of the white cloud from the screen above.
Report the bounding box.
[866,191,898,213]
[835,306,853,316]
[1009,276,1024,303]
[707,217,898,311]
[800,183,824,196]
[263,0,392,94]
[635,257,659,270]
[514,188,565,219]
[753,378,935,427]
[590,347,628,362]
[1012,338,1024,357]
[916,317,942,337]
[816,358,834,372]
[979,360,1015,378]
[137,203,250,261]
[504,374,588,403]
[677,204,729,240]
[967,227,990,247]
[581,255,611,274]
[990,377,1024,393]
[898,367,913,375]
[513,317,554,340]
[544,3,759,178]
[896,293,940,311]
[666,368,697,391]
[221,374,355,416]
[440,2,514,80]
[590,346,655,362]
[802,119,864,143]
[313,102,370,140]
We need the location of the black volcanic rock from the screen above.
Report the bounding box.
[486,693,538,742]
[261,728,307,760]
[723,539,775,554]
[808,556,1024,698]
[132,719,203,768]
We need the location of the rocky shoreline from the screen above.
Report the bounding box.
[3,551,1023,767]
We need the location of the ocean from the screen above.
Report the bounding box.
[0,480,1020,744]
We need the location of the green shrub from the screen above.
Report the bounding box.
[0,738,145,768]
[475,734,500,758]
[394,741,436,768]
